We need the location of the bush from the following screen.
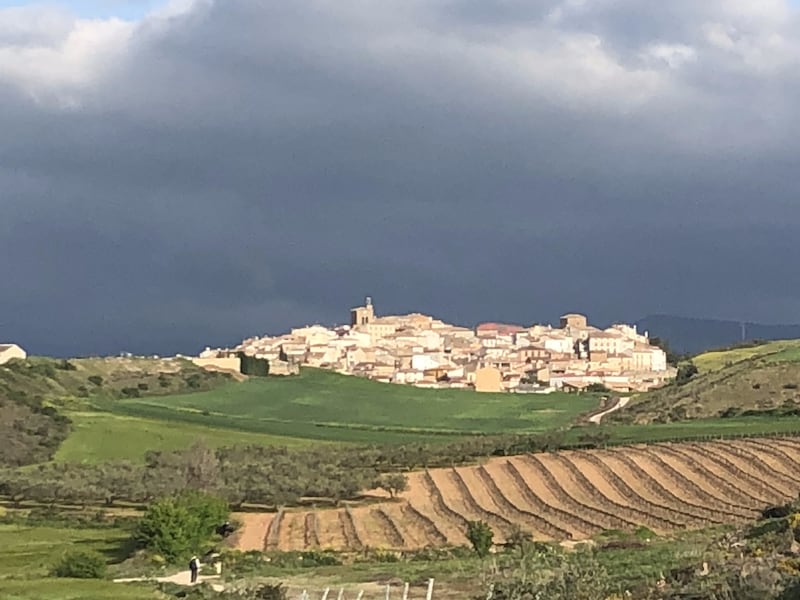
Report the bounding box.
[88,375,104,386]
[120,387,141,398]
[676,361,699,385]
[52,550,107,579]
[466,520,494,557]
[135,491,229,562]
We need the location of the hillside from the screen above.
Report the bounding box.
[235,435,800,551]
[635,314,800,355]
[609,340,800,425]
[99,368,600,446]
[0,356,231,465]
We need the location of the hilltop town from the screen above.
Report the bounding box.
[200,299,675,393]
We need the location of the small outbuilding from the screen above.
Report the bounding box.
[0,343,27,365]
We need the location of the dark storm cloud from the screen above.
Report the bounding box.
[2,0,800,356]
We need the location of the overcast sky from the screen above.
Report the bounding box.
[2,0,800,357]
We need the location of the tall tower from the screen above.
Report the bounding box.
[350,296,375,327]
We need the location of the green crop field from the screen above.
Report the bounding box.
[97,368,599,442]
[55,412,317,463]
[0,523,159,600]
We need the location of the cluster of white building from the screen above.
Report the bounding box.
[201,299,675,393]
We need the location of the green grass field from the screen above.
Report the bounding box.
[112,369,597,432]
[0,523,159,600]
[55,412,317,463]
[50,368,600,462]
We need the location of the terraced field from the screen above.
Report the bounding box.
[234,437,800,552]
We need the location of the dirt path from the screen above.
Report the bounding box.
[114,571,223,592]
[588,397,630,423]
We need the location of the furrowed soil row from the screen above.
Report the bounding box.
[400,501,450,546]
[502,459,601,538]
[339,507,364,550]
[570,451,702,527]
[371,507,406,548]
[659,444,775,507]
[767,438,800,468]
[626,447,756,517]
[475,465,568,539]
[315,508,348,550]
[738,440,800,485]
[679,443,786,504]
[602,451,727,524]
[485,461,590,539]
[264,508,285,551]
[548,452,681,531]
[421,470,473,533]
[706,443,800,496]
[448,468,516,539]
[234,513,273,552]
[303,512,319,548]
[771,437,800,452]
[380,503,429,548]
[278,512,305,552]
[523,454,640,531]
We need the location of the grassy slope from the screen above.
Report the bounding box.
[609,339,800,425]
[693,340,800,373]
[55,412,316,463]
[0,524,159,600]
[104,367,598,437]
[0,356,231,406]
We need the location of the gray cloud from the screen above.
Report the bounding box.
[2,0,800,356]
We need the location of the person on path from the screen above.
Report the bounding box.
[189,555,200,583]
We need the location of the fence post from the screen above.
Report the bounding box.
[386,584,391,600]
[337,589,344,600]
[322,588,330,600]
[426,578,435,600]
[402,582,409,600]
[356,591,364,600]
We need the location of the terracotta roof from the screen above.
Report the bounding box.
[476,322,524,335]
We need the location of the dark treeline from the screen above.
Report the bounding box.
[0,432,567,508]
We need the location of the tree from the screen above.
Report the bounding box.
[376,473,408,498]
[676,361,699,385]
[135,491,229,562]
[466,519,494,557]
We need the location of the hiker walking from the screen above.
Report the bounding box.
[189,555,200,584]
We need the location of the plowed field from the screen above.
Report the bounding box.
[234,437,800,551]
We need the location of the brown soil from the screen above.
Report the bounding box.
[233,512,273,552]
[314,507,348,551]
[233,437,800,553]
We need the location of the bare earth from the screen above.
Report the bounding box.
[235,437,800,552]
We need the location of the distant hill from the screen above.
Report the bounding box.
[634,314,800,356]
[607,340,800,424]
